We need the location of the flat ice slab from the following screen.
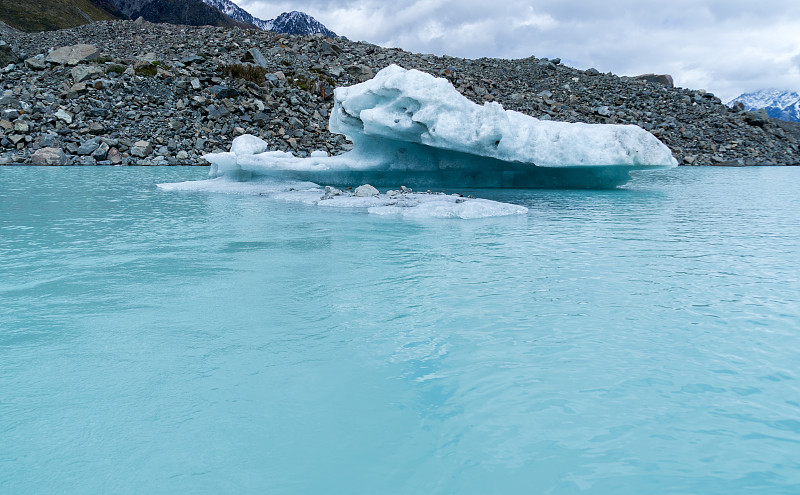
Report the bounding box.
[203,64,676,189]
[158,178,528,219]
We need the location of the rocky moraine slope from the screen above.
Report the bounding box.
[1,19,798,166]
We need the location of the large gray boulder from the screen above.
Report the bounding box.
[0,40,19,66]
[45,44,100,65]
[30,148,71,165]
[131,140,153,157]
[744,108,770,127]
[634,73,674,88]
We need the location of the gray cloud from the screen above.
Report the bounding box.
[233,0,800,101]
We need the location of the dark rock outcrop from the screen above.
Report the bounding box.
[132,0,254,29]
[0,40,20,65]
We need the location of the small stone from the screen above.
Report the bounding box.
[71,65,103,83]
[322,185,343,199]
[88,123,105,135]
[24,57,46,70]
[176,150,189,160]
[55,108,73,124]
[66,82,87,95]
[596,106,612,117]
[318,40,341,57]
[211,85,239,99]
[77,140,100,155]
[87,107,109,117]
[31,147,70,165]
[247,48,268,67]
[354,184,379,197]
[190,78,201,90]
[34,134,58,149]
[92,142,110,160]
[345,64,374,82]
[181,54,206,65]
[107,148,122,164]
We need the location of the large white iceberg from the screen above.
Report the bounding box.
[204,64,676,189]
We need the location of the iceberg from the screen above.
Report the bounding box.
[203,64,677,189]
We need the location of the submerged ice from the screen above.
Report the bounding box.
[158,178,527,219]
[204,64,677,190]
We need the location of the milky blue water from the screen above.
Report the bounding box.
[1,166,800,494]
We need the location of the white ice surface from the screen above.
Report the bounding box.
[201,65,676,190]
[157,178,528,219]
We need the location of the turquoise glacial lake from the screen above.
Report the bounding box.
[1,166,799,494]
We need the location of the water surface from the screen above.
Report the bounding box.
[1,166,799,494]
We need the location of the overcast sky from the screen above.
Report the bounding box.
[233,0,800,102]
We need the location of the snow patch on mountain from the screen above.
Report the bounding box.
[201,0,272,30]
[728,89,800,123]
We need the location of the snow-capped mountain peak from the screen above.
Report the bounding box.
[200,0,336,37]
[270,11,337,38]
[201,0,272,30]
[728,89,800,122]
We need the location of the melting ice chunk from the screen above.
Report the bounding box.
[203,64,676,189]
[157,178,528,219]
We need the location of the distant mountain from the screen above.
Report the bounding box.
[202,0,272,30]
[728,89,800,123]
[201,1,337,37]
[106,0,152,17]
[270,11,336,37]
[107,0,254,29]
[0,0,338,36]
[0,0,119,32]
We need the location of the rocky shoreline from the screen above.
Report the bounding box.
[1,19,798,166]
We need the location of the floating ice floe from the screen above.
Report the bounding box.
[201,64,676,190]
[158,178,528,219]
